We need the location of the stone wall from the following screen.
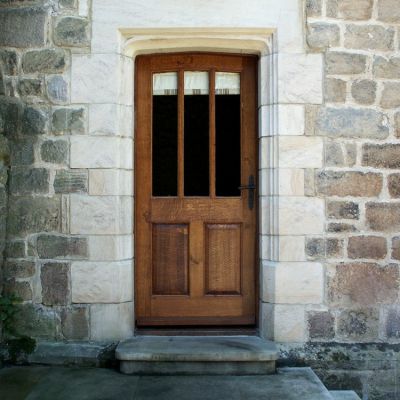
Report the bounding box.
[0,0,93,341]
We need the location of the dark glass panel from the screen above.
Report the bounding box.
[152,95,178,196]
[184,95,209,196]
[215,94,241,196]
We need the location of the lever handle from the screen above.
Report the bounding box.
[238,175,256,210]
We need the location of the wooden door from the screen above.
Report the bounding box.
[135,53,258,326]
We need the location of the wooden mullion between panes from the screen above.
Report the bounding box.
[209,70,216,198]
[178,69,184,198]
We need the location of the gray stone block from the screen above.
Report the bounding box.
[21,106,48,135]
[40,140,68,164]
[61,307,89,340]
[9,138,35,166]
[0,8,47,48]
[0,50,18,76]
[22,49,67,74]
[9,167,49,195]
[3,279,32,301]
[0,96,23,137]
[41,262,70,306]
[54,17,90,47]
[3,259,34,279]
[52,107,85,134]
[54,169,87,193]
[7,195,61,238]
[326,52,367,75]
[46,75,68,103]
[18,79,43,97]
[37,234,88,259]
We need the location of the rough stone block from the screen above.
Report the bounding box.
[18,79,43,97]
[345,25,394,50]
[41,262,70,306]
[316,171,382,197]
[326,52,367,75]
[9,167,49,195]
[373,56,400,79]
[377,0,400,22]
[61,306,89,340]
[46,75,68,103]
[54,169,88,193]
[22,106,48,135]
[54,17,90,47]
[327,0,373,20]
[362,144,400,169]
[40,140,68,164]
[9,138,35,166]
[0,96,23,137]
[0,7,47,48]
[22,49,67,74]
[59,0,76,8]
[3,260,34,279]
[328,262,399,307]
[306,0,322,17]
[388,174,400,198]
[351,80,376,105]
[327,201,359,220]
[366,203,400,232]
[385,307,400,338]
[315,107,388,139]
[380,82,400,109]
[337,309,379,341]
[3,279,32,301]
[392,237,400,260]
[348,236,387,260]
[5,241,26,258]
[396,113,400,138]
[306,238,343,260]
[324,78,346,103]
[0,50,18,76]
[52,107,85,135]
[325,141,356,167]
[37,234,88,259]
[7,195,61,238]
[307,23,340,51]
[14,304,58,339]
[308,311,335,340]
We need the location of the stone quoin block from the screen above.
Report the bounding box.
[328,262,399,307]
[366,203,400,232]
[347,236,387,260]
[315,171,382,197]
[41,262,70,306]
[327,0,373,20]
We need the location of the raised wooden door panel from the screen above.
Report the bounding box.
[135,53,258,326]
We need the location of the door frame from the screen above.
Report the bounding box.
[134,52,260,333]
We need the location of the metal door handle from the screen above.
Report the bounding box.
[238,175,256,210]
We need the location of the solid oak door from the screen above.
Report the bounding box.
[135,53,258,326]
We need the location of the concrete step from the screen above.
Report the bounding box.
[116,336,278,375]
[330,390,362,400]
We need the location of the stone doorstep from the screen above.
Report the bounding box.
[330,390,361,400]
[116,336,278,375]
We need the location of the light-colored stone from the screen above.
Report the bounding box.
[71,54,119,103]
[119,138,133,169]
[70,195,132,235]
[89,104,118,135]
[88,235,133,261]
[90,302,133,341]
[263,262,324,304]
[71,260,133,303]
[278,105,305,136]
[70,136,119,168]
[279,197,325,235]
[278,137,323,169]
[79,0,90,16]
[278,169,304,196]
[272,304,306,342]
[89,169,133,196]
[345,25,394,51]
[278,236,306,262]
[278,54,323,104]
